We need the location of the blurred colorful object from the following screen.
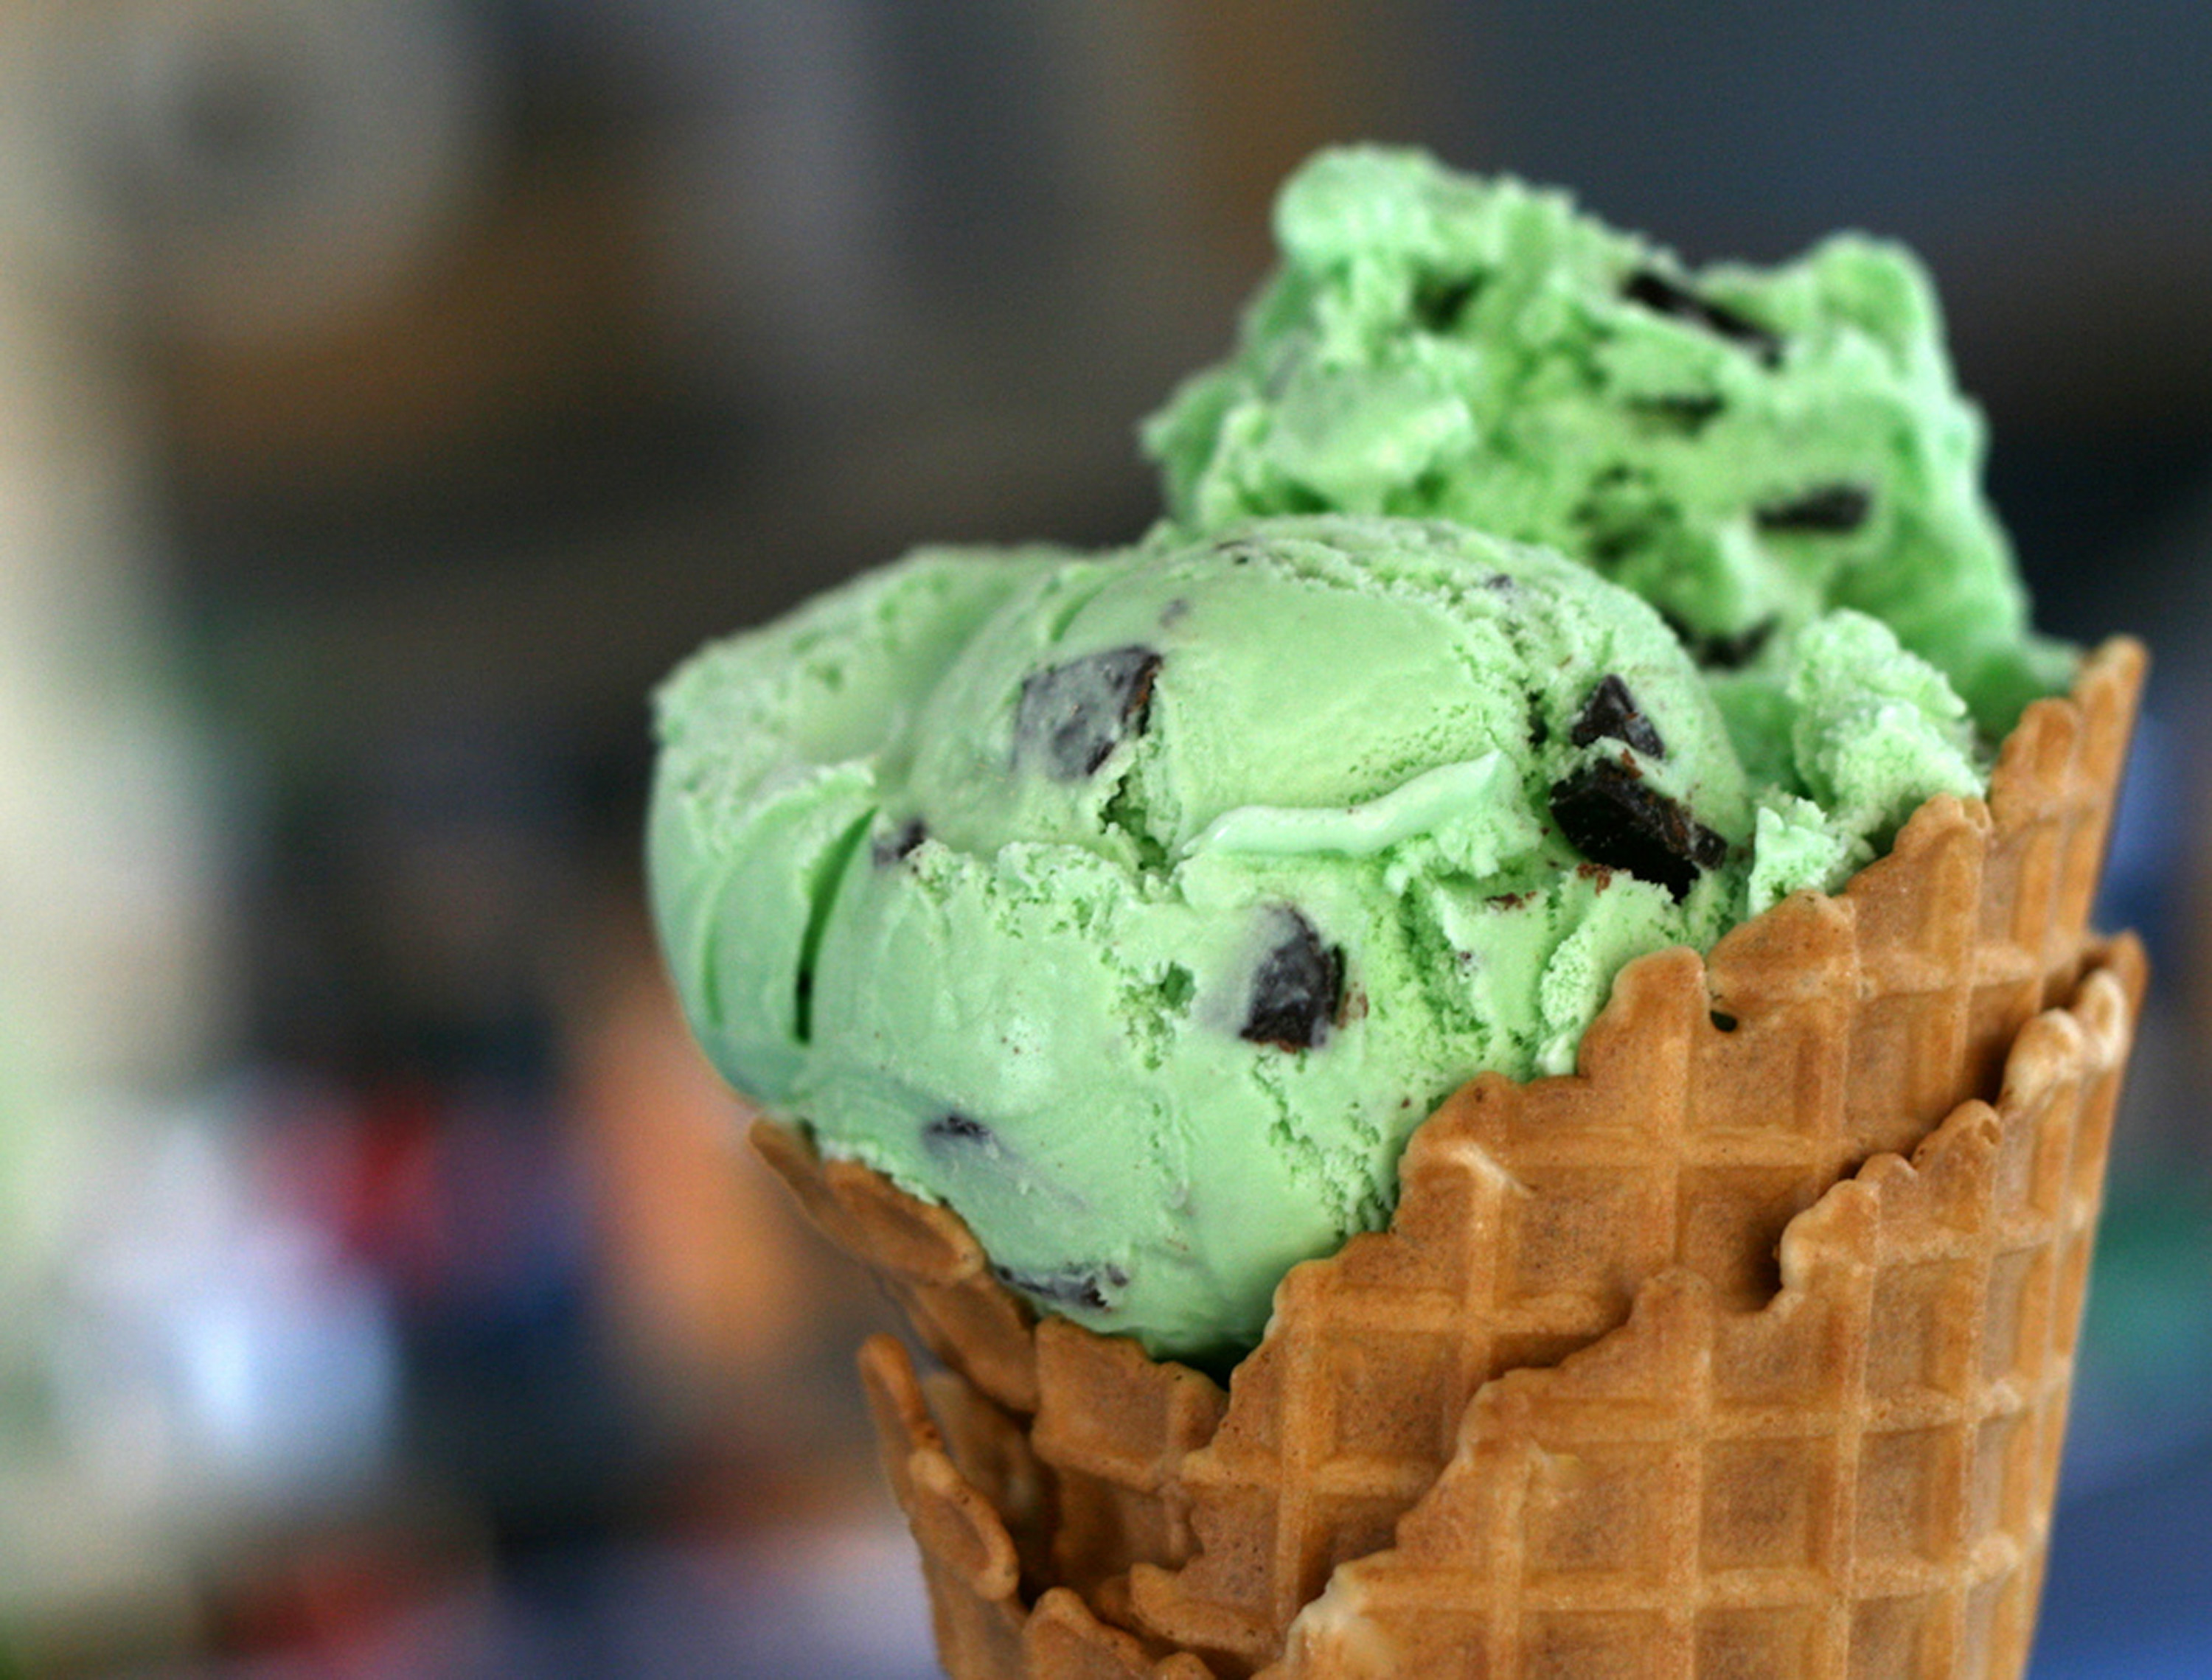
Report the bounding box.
[0,1,2204,1674]
[1,6,237,1635]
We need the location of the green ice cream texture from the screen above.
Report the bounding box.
[1147,146,2075,730]
[648,147,2070,1364]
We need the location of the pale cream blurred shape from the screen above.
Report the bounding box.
[1,7,234,1652]
[0,0,491,1648]
[0,0,232,1269]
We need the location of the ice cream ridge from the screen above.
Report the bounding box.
[650,147,2076,1370]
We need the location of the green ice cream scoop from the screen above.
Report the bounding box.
[653,516,1786,1362]
[1143,146,2073,728]
[647,147,2039,1364]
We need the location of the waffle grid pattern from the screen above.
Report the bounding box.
[1034,1319,1231,1596]
[1268,952,2137,1679]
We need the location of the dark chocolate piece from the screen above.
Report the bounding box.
[1413,273,1478,332]
[1015,646,1163,780]
[991,1261,1129,1315]
[1570,474,1652,568]
[1627,392,1725,434]
[1660,611,1779,671]
[1570,675,1666,759]
[1548,759,1728,902]
[872,818,928,865]
[1709,1011,1739,1034]
[1240,910,1346,1051]
[924,1112,996,1151]
[1622,269,1782,366]
[1585,529,1637,568]
[1755,484,1874,534]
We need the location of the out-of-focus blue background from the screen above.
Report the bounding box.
[0,4,2205,1676]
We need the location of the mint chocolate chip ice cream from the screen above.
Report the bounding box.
[647,144,2066,1364]
[650,516,1991,1361]
[1142,145,2073,729]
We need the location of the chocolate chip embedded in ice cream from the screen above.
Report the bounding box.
[1549,758,1728,902]
[1621,268,1784,366]
[1571,675,1666,759]
[1627,392,1725,435]
[1411,272,1479,333]
[923,1112,998,1153]
[991,1261,1130,1315]
[872,818,928,865]
[1015,646,1164,779]
[1240,909,1346,1052]
[1755,484,1874,534]
[1663,612,1778,672]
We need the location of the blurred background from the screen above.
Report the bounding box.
[0,3,2205,1676]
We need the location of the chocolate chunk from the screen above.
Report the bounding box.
[1570,675,1666,759]
[1661,612,1778,671]
[1627,392,1725,434]
[1548,759,1728,902]
[1755,484,1873,533]
[1586,529,1637,568]
[1241,910,1346,1051]
[924,1112,996,1151]
[1015,646,1163,780]
[1709,1011,1739,1034]
[991,1261,1129,1315]
[1622,269,1782,366]
[872,818,928,865]
[1413,273,1478,332]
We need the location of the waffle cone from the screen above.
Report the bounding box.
[759,639,2146,1678]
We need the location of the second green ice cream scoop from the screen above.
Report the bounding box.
[1143,146,2072,728]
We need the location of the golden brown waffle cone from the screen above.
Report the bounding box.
[855,943,2140,1680]
[1269,947,2143,1679]
[758,639,2145,1677]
